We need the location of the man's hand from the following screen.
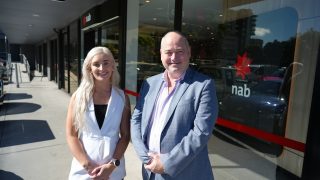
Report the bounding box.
[144,152,164,174]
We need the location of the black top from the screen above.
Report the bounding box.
[94,104,108,129]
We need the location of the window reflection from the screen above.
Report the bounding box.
[69,21,79,94]
[134,0,175,91]
[182,0,298,157]
[101,22,120,65]
[129,0,319,178]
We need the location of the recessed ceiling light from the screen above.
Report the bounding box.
[32,14,40,17]
[51,0,66,2]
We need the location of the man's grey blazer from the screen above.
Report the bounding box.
[130,67,218,180]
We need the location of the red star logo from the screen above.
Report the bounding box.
[82,16,86,26]
[233,52,252,80]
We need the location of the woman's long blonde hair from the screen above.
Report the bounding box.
[72,46,120,131]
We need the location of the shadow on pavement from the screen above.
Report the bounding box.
[0,120,55,147]
[0,170,23,180]
[4,93,32,101]
[0,102,40,115]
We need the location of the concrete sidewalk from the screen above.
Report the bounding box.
[0,63,141,180]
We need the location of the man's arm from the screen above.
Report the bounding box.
[130,81,153,164]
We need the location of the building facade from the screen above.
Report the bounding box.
[33,0,319,179]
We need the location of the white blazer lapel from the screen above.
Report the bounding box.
[101,87,124,136]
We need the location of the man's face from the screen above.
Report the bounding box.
[160,32,190,77]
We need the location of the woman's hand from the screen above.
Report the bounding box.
[82,160,99,176]
[90,163,116,180]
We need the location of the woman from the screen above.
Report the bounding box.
[66,47,131,180]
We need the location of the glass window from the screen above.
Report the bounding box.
[182,0,319,179]
[133,0,174,91]
[125,0,319,179]
[101,21,120,65]
[63,32,68,91]
[69,21,80,94]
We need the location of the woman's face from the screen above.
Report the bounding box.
[90,53,114,82]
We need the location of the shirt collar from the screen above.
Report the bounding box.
[162,70,186,84]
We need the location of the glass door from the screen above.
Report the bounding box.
[101,21,120,67]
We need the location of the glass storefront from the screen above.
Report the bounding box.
[183,0,298,150]
[83,30,96,58]
[101,21,120,65]
[63,30,68,92]
[126,0,174,93]
[80,0,122,81]
[69,21,80,94]
[126,0,320,178]
[32,0,319,178]
[50,39,58,83]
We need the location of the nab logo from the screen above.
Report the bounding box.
[232,52,252,98]
[233,52,252,80]
[82,13,91,26]
[232,84,251,97]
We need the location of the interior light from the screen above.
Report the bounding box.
[51,0,66,2]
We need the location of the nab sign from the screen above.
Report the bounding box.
[232,52,252,98]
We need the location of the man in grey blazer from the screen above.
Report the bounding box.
[131,31,218,180]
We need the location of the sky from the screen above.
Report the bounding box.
[251,7,298,46]
[230,0,320,45]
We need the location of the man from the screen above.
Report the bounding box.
[131,31,218,180]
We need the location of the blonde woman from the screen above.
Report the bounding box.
[66,47,131,180]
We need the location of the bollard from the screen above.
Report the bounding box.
[15,63,19,88]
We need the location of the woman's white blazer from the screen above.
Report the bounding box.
[69,87,126,180]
